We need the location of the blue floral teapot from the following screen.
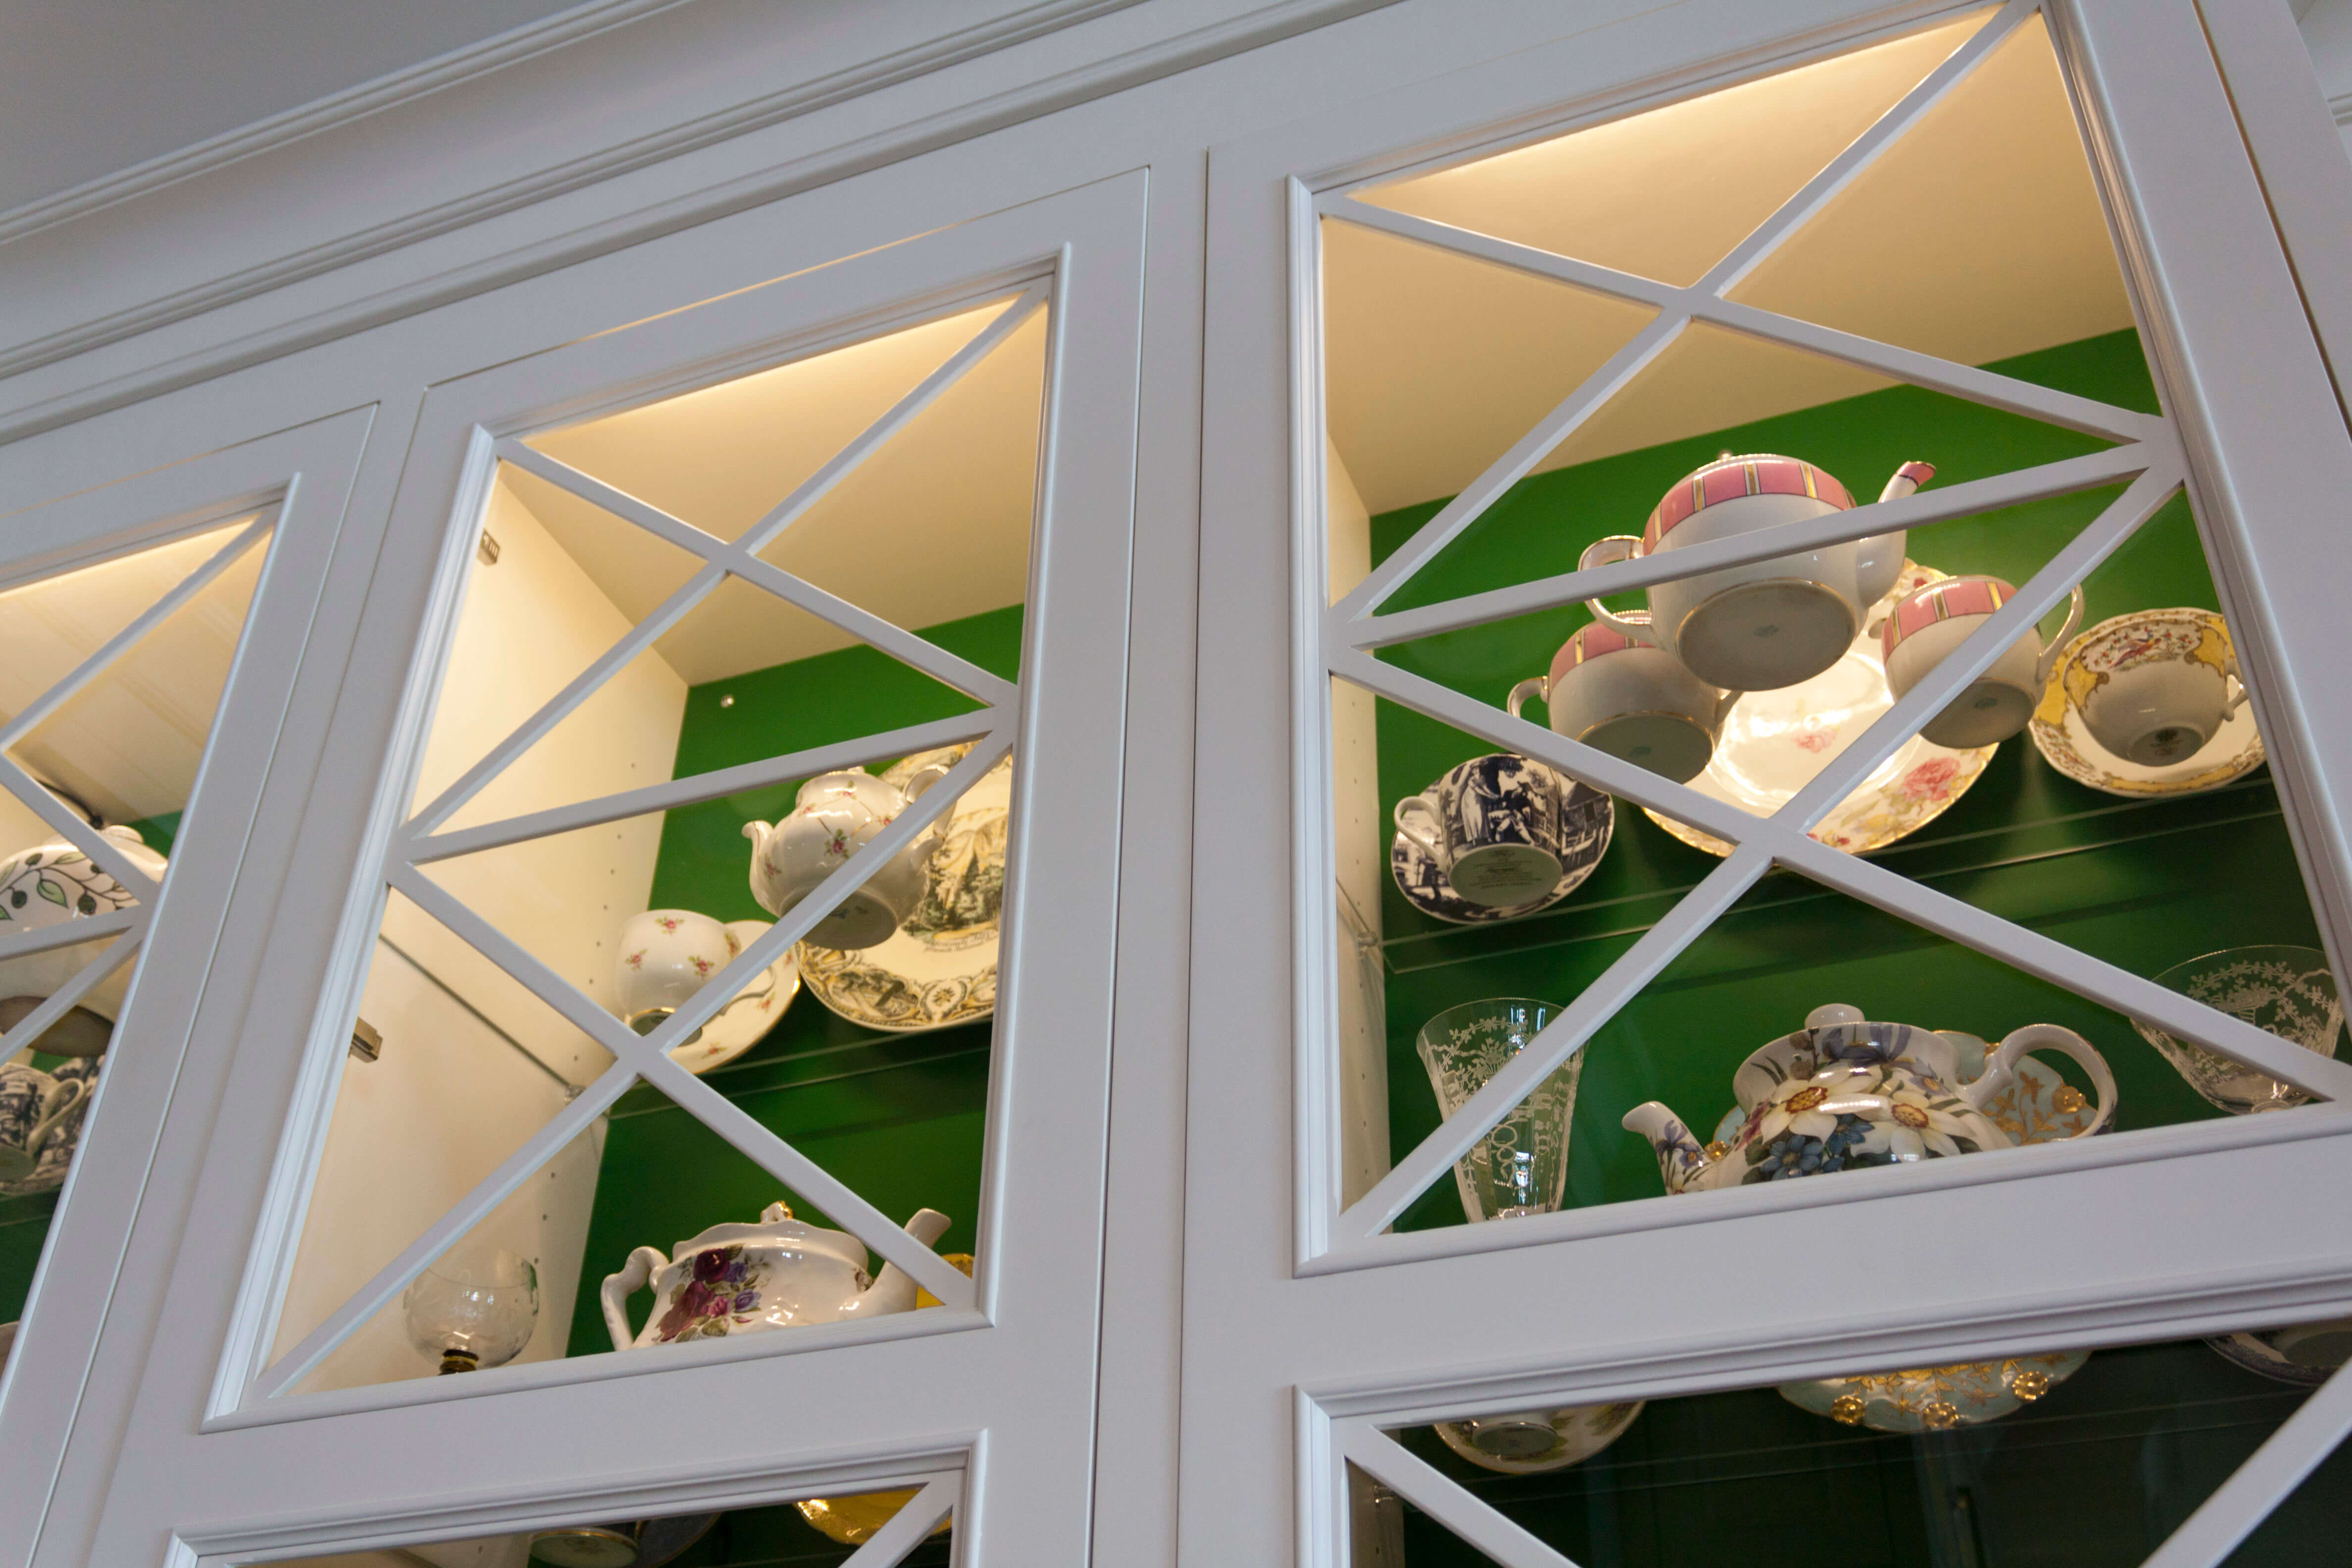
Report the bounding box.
[1622,1003,2115,1195]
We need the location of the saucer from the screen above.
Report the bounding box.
[1390,768,1612,925]
[2028,608,2264,796]
[2207,1319,2352,1387]
[801,745,1009,1032]
[666,925,799,1076]
[1644,563,1998,857]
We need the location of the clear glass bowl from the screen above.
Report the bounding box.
[2132,944,2344,1115]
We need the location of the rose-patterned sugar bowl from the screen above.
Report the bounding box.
[0,824,168,1057]
[743,763,953,951]
[600,1201,952,1350]
[1622,1003,2116,1195]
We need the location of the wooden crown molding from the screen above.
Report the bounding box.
[0,0,1391,444]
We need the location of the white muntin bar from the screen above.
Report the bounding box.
[1326,310,1691,625]
[834,1473,962,1566]
[250,1058,639,1401]
[406,558,728,837]
[0,760,162,898]
[1336,843,1773,1243]
[1695,0,2034,298]
[1339,1419,1583,1568]
[0,902,139,962]
[1317,199,2161,445]
[1774,462,2178,829]
[2139,1360,2352,1568]
[734,282,1052,560]
[497,440,1020,707]
[0,928,139,1062]
[1342,443,2163,650]
[1324,647,1757,844]
[637,1050,977,1313]
[0,513,272,754]
[405,710,997,864]
[1778,835,2352,1103]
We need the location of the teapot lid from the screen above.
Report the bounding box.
[1644,452,1853,553]
[666,1201,867,1269]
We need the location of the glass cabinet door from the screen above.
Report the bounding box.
[1191,1,2352,1564]
[57,173,1145,1567]
[0,410,373,1549]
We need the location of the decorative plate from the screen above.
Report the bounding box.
[1390,767,1613,925]
[2028,608,2264,797]
[1779,1351,2090,1433]
[1643,563,1998,857]
[667,925,799,1076]
[800,745,1008,1032]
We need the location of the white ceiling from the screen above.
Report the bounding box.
[1328,11,2139,515]
[0,0,588,212]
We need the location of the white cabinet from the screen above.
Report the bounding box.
[1,2,2351,1565]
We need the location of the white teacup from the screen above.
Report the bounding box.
[1582,455,1926,692]
[2063,612,2249,767]
[743,764,952,951]
[1508,621,1738,784]
[1881,577,2085,748]
[614,910,739,1032]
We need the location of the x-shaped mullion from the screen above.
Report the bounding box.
[257,733,1002,1398]
[0,758,160,901]
[1332,460,2352,1237]
[410,286,1040,837]
[0,927,141,1063]
[1328,0,2080,627]
[1341,1420,1581,1568]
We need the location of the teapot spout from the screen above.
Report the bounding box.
[846,1208,953,1319]
[1621,1101,1711,1195]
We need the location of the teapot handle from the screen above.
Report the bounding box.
[1960,1023,2116,1139]
[27,1077,88,1159]
[601,1245,670,1352]
[2035,585,2087,689]
[1577,535,1659,646]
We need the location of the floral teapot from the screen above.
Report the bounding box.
[1621,1003,2116,1195]
[601,1201,951,1350]
[742,764,951,951]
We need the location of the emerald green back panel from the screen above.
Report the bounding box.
[1362,332,2319,1229]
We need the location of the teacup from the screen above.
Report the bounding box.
[1581,455,1927,692]
[0,1049,91,1181]
[1508,621,1738,784]
[743,764,953,950]
[1882,577,2084,748]
[2064,610,2248,767]
[614,910,739,1031]
[1393,755,1573,908]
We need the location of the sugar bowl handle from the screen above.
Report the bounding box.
[601,1245,670,1352]
[1961,1023,2116,1140]
[1577,535,1658,645]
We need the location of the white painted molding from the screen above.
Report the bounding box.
[0,0,700,247]
[0,0,1392,442]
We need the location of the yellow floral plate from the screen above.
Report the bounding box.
[799,746,1009,1032]
[2027,608,2264,797]
[1643,563,1998,856]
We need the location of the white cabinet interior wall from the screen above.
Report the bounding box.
[0,1,2348,1566]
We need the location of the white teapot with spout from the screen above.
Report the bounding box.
[743,764,951,951]
[601,1202,952,1349]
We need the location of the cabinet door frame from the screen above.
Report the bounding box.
[47,168,1146,1568]
[0,407,377,1557]
[1187,0,2352,1563]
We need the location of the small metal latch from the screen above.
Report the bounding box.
[477,531,501,566]
[350,1018,383,1063]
